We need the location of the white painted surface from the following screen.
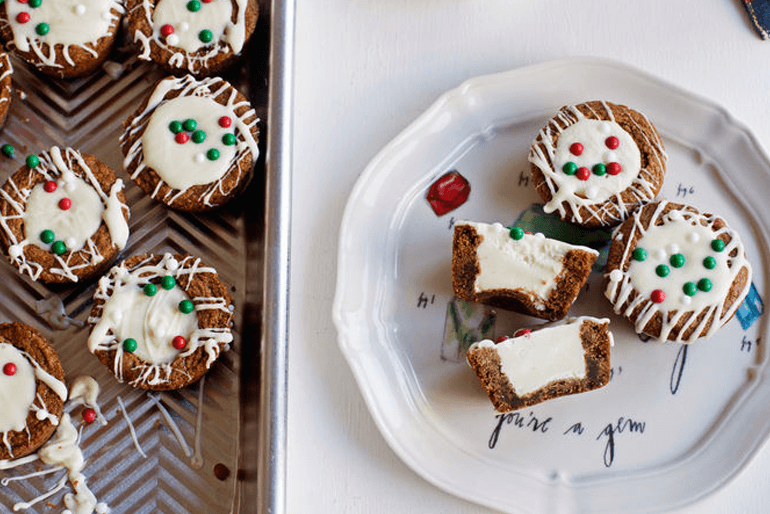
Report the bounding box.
[289,1,770,512]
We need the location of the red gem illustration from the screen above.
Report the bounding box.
[426,170,471,216]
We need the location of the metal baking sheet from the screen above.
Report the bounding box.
[0,0,291,511]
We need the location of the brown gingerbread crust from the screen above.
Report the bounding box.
[529,100,667,227]
[467,318,612,412]
[0,51,12,128]
[120,75,259,212]
[0,322,65,460]
[605,201,750,341]
[125,0,259,76]
[0,149,129,284]
[88,253,234,391]
[0,4,121,78]
[451,223,596,320]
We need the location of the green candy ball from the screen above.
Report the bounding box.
[711,238,725,252]
[186,0,200,11]
[179,299,194,314]
[655,264,670,278]
[562,162,577,176]
[670,253,685,268]
[508,226,524,241]
[123,338,138,353]
[592,163,607,176]
[183,118,197,132]
[26,154,39,168]
[199,29,213,43]
[1,144,13,157]
[632,247,647,262]
[143,283,157,297]
[192,130,206,143]
[51,240,66,255]
[683,282,697,296]
[35,23,49,36]
[40,229,55,244]
[698,278,713,292]
[161,275,176,290]
[206,148,220,161]
[703,256,716,270]
[169,120,183,134]
[29,0,41,7]
[222,133,237,146]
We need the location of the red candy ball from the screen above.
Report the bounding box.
[495,335,507,343]
[44,180,57,193]
[172,335,187,350]
[82,408,96,424]
[175,132,189,144]
[569,142,584,156]
[58,198,72,210]
[161,24,174,36]
[218,116,232,128]
[607,162,622,175]
[513,328,532,338]
[576,167,590,181]
[16,12,30,23]
[651,289,666,304]
[3,362,16,376]
[18,0,29,3]
[605,136,619,150]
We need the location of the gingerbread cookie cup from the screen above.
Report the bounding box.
[0,51,12,127]
[0,322,67,460]
[120,74,260,212]
[528,100,667,227]
[0,0,124,78]
[127,0,258,76]
[87,252,234,391]
[0,146,130,283]
[605,201,751,343]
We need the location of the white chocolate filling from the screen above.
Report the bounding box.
[0,343,36,435]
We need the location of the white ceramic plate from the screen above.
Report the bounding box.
[332,57,770,514]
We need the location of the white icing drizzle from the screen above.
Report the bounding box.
[116,395,147,459]
[121,75,259,209]
[0,52,12,108]
[68,376,107,426]
[0,146,130,282]
[87,253,233,387]
[148,393,192,458]
[528,101,667,225]
[605,201,752,342]
[0,462,62,485]
[192,375,204,468]
[130,0,251,73]
[4,0,124,70]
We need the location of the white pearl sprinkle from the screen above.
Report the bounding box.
[179,21,190,32]
[36,410,47,420]
[9,244,22,259]
[194,153,205,163]
[667,243,680,254]
[535,232,545,239]
[609,269,623,282]
[681,295,692,306]
[167,34,180,46]
[668,210,683,221]
[599,122,611,134]
[686,232,700,244]
[165,257,179,271]
[654,248,667,260]
[74,4,86,14]
[65,181,76,192]
[62,170,76,182]
[604,151,617,162]
[586,186,598,199]
[65,237,76,248]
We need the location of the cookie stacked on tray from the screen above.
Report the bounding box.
[452,100,752,413]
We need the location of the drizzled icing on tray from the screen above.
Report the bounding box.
[121,75,259,209]
[131,0,250,73]
[529,101,667,226]
[605,201,752,342]
[4,0,123,69]
[0,146,129,282]
[88,253,234,388]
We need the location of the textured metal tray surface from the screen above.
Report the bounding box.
[0,3,271,512]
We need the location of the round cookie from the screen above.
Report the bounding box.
[528,100,667,227]
[120,74,260,211]
[0,322,67,460]
[604,201,752,343]
[87,252,234,390]
[0,146,130,283]
[126,0,258,76]
[0,51,13,128]
[0,0,124,79]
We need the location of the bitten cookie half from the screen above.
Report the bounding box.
[0,322,67,460]
[528,100,667,227]
[604,201,752,343]
[87,252,234,391]
[0,146,130,283]
[452,221,598,320]
[467,317,612,412]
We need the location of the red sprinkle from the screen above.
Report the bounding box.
[569,142,584,156]
[18,0,29,3]
[576,167,590,181]
[513,328,532,337]
[175,132,189,144]
[44,180,57,193]
[218,116,232,128]
[607,162,622,175]
[172,335,187,350]
[495,336,507,343]
[58,198,71,210]
[651,289,666,303]
[605,136,619,149]
[202,0,212,3]
[160,24,174,36]
[16,12,30,23]
[3,362,16,376]
[82,408,96,424]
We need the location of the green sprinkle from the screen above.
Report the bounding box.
[143,283,157,297]
[632,248,647,262]
[183,118,197,132]
[683,282,697,296]
[123,338,137,353]
[222,133,237,146]
[703,256,716,270]
[35,22,49,36]
[670,253,685,268]
[711,238,725,252]
[206,148,220,161]
[562,162,577,176]
[1,144,13,158]
[29,0,41,7]
[161,275,176,290]
[40,229,54,244]
[198,29,213,44]
[655,264,670,278]
[192,130,206,144]
[592,163,607,176]
[509,226,524,241]
[698,278,713,292]
[51,240,66,255]
[26,154,39,168]
[186,0,201,11]
[169,120,183,134]
[178,299,194,314]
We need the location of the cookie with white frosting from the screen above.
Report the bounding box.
[0,51,12,128]
[0,0,124,78]
[0,322,67,460]
[528,100,667,227]
[120,74,260,211]
[126,0,258,76]
[605,201,752,342]
[87,252,234,390]
[0,146,130,283]
[467,317,612,412]
[452,220,598,320]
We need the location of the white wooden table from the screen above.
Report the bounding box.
[289,1,770,511]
